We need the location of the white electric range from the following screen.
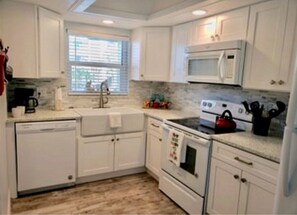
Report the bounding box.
[159,100,253,214]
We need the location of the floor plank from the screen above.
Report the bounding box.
[11,173,186,214]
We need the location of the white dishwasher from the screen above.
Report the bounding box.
[16,120,76,194]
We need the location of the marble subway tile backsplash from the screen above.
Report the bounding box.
[7,78,289,137]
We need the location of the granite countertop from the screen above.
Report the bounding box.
[141,108,198,121]
[6,107,196,123]
[212,132,283,163]
[6,109,81,123]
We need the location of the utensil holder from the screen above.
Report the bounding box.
[252,116,271,136]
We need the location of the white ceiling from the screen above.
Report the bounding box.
[13,0,266,29]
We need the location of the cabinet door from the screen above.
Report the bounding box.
[170,23,191,83]
[142,28,171,81]
[216,7,249,42]
[190,17,216,45]
[146,129,162,176]
[38,7,64,78]
[243,0,290,91]
[78,135,114,177]
[207,158,242,214]
[0,1,38,78]
[238,172,276,214]
[114,132,145,171]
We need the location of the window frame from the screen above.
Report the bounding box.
[66,29,130,96]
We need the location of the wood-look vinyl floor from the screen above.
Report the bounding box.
[11,173,186,214]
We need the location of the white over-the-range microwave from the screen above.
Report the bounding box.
[185,40,246,85]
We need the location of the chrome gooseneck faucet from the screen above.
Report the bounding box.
[99,79,110,108]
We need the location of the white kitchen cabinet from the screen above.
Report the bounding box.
[243,0,297,91]
[78,135,114,177]
[207,141,279,215]
[114,132,146,171]
[38,7,64,78]
[170,23,191,83]
[207,158,241,214]
[146,117,162,177]
[78,131,145,177]
[0,1,63,78]
[131,27,171,82]
[190,7,249,45]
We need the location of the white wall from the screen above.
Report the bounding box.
[0,1,10,213]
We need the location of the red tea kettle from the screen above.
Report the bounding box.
[215,110,237,133]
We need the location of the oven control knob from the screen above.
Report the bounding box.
[238,108,244,114]
[203,102,207,106]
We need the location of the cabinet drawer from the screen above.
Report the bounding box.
[147,117,162,133]
[212,141,279,184]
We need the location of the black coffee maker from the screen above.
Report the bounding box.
[14,88,39,113]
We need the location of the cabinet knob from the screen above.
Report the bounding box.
[233,175,239,180]
[215,34,220,39]
[61,71,65,74]
[194,173,199,178]
[210,35,215,40]
[141,74,144,78]
[278,80,285,85]
[270,80,276,85]
[159,138,162,142]
[68,175,73,180]
[116,138,119,141]
[241,178,247,183]
[111,139,114,142]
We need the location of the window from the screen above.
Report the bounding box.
[67,32,129,95]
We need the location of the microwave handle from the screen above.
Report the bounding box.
[217,51,225,81]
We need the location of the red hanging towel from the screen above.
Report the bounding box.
[0,53,5,96]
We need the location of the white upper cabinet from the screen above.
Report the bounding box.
[38,7,64,78]
[170,23,191,83]
[190,7,249,45]
[0,1,63,78]
[243,0,297,92]
[131,27,171,82]
[0,1,38,78]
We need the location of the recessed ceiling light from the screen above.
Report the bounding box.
[192,10,207,16]
[102,20,114,25]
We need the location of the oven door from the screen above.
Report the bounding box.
[161,124,211,196]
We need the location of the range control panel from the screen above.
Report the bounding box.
[200,100,252,123]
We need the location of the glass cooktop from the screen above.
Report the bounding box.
[167,117,243,135]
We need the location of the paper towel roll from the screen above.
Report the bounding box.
[55,87,64,111]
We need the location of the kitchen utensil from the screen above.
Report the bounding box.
[250,101,261,116]
[215,110,237,133]
[276,101,286,113]
[242,101,251,113]
[252,116,271,136]
[268,108,278,118]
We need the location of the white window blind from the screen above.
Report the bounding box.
[67,33,129,95]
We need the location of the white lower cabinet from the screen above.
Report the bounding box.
[114,132,146,171]
[207,141,279,215]
[78,132,145,177]
[146,117,162,177]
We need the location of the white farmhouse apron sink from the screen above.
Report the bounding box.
[74,107,145,136]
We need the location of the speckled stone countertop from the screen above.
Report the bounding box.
[6,107,197,123]
[212,132,283,163]
[6,109,81,123]
[141,108,198,121]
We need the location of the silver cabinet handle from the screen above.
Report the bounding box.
[270,80,276,85]
[278,80,285,85]
[234,156,253,166]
